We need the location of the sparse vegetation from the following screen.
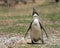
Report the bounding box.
[0,0,60,48]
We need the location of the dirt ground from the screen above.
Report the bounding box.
[0,30,60,48]
[0,0,60,48]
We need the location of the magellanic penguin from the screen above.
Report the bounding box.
[24,8,48,44]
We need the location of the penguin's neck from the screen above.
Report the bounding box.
[33,16,39,20]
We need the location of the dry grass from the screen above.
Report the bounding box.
[0,0,60,48]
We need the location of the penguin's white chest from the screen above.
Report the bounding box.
[30,19,41,40]
[32,19,40,30]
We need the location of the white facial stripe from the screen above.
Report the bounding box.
[33,14,38,16]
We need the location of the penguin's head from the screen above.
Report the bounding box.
[32,8,39,17]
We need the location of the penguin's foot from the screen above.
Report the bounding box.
[31,40,35,44]
[41,39,45,44]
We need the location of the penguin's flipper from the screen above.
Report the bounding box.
[39,22,48,38]
[24,20,34,38]
[27,20,34,32]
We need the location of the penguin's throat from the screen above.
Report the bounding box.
[34,19,38,22]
